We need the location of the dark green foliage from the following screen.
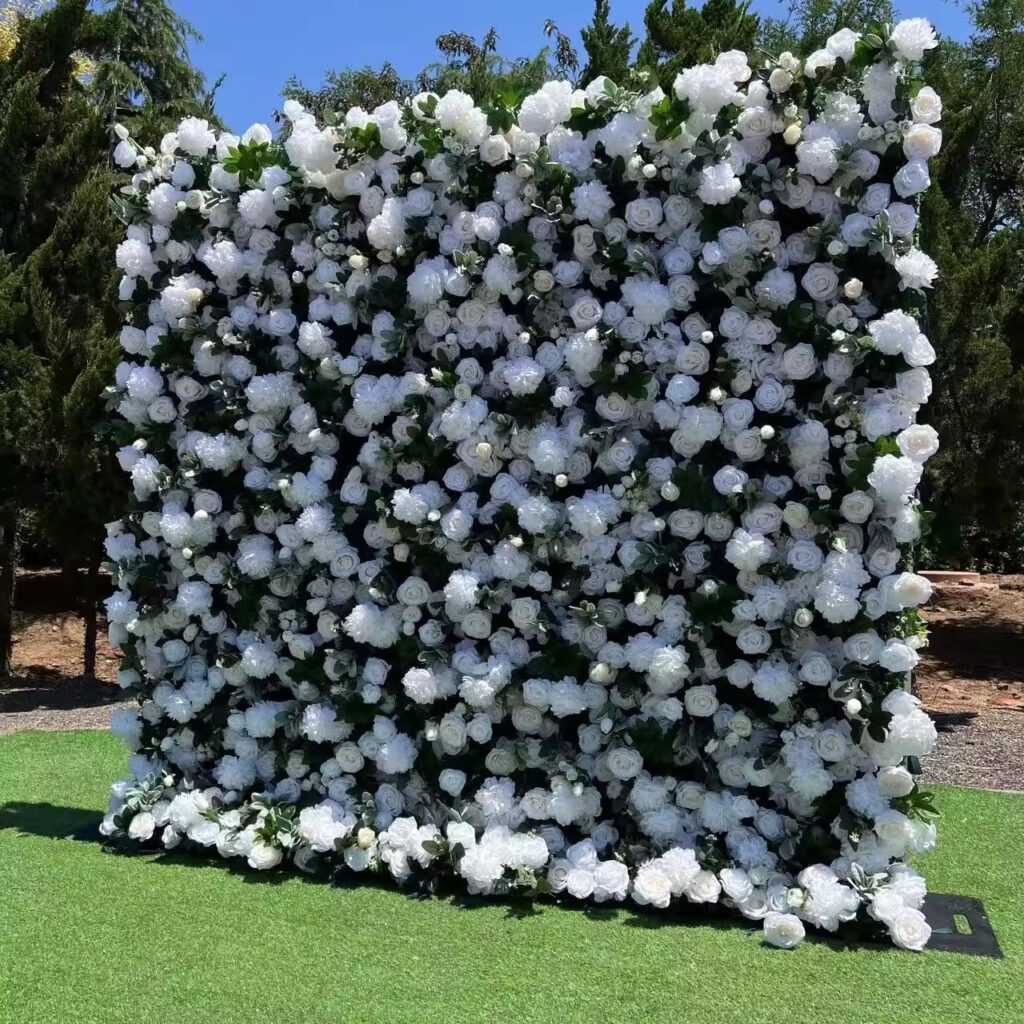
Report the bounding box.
[417,28,556,98]
[0,0,208,674]
[758,0,895,55]
[290,25,579,121]
[89,0,204,114]
[636,0,758,91]
[543,20,580,82]
[283,63,413,123]
[0,3,106,260]
[916,0,1024,570]
[0,0,107,671]
[580,0,636,86]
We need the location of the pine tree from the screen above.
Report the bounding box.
[916,0,1024,569]
[0,0,105,674]
[0,0,209,676]
[636,0,759,91]
[90,0,204,120]
[580,0,635,86]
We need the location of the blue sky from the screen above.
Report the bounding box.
[173,0,972,132]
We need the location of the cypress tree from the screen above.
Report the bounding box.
[636,0,759,91]
[0,0,104,674]
[580,0,635,87]
[0,0,209,676]
[917,0,1024,568]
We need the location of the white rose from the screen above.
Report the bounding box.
[247,842,283,870]
[147,396,177,423]
[892,572,932,608]
[606,746,643,780]
[173,377,205,403]
[800,653,833,686]
[533,269,555,293]
[728,428,762,462]
[335,743,365,773]
[439,768,467,797]
[479,134,510,165]
[763,911,805,948]
[485,747,518,774]
[782,344,817,380]
[684,684,719,717]
[877,765,915,798]
[128,811,156,841]
[889,907,931,951]
[461,609,492,639]
[887,203,918,238]
[801,263,839,301]
[438,714,468,753]
[632,863,673,908]
[570,296,604,329]
[894,159,931,198]
[910,86,942,124]
[840,491,874,523]
[903,123,942,161]
[624,197,663,233]
[396,576,433,605]
[896,424,939,464]
[687,869,722,903]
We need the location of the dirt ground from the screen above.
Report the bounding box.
[1,571,1022,788]
[916,575,1024,790]
[0,571,127,737]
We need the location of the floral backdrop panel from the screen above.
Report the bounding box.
[103,18,942,951]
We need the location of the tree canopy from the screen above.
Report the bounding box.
[0,0,210,673]
[3,0,1024,685]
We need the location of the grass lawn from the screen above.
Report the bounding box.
[1,731,1021,1024]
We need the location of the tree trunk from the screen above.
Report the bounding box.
[61,554,79,604]
[82,539,101,679]
[0,503,19,677]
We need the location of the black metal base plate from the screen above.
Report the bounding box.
[923,893,1002,957]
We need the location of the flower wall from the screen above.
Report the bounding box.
[103,19,943,950]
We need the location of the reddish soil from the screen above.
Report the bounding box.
[0,571,126,736]
[917,575,1024,711]
[916,575,1024,790]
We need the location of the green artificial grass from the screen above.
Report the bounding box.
[1,731,1022,1024]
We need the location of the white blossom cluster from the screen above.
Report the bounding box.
[103,19,942,950]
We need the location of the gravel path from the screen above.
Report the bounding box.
[0,702,132,737]
[919,709,1024,791]
[0,674,131,737]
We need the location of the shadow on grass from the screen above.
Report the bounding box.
[0,799,915,952]
[0,801,104,840]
